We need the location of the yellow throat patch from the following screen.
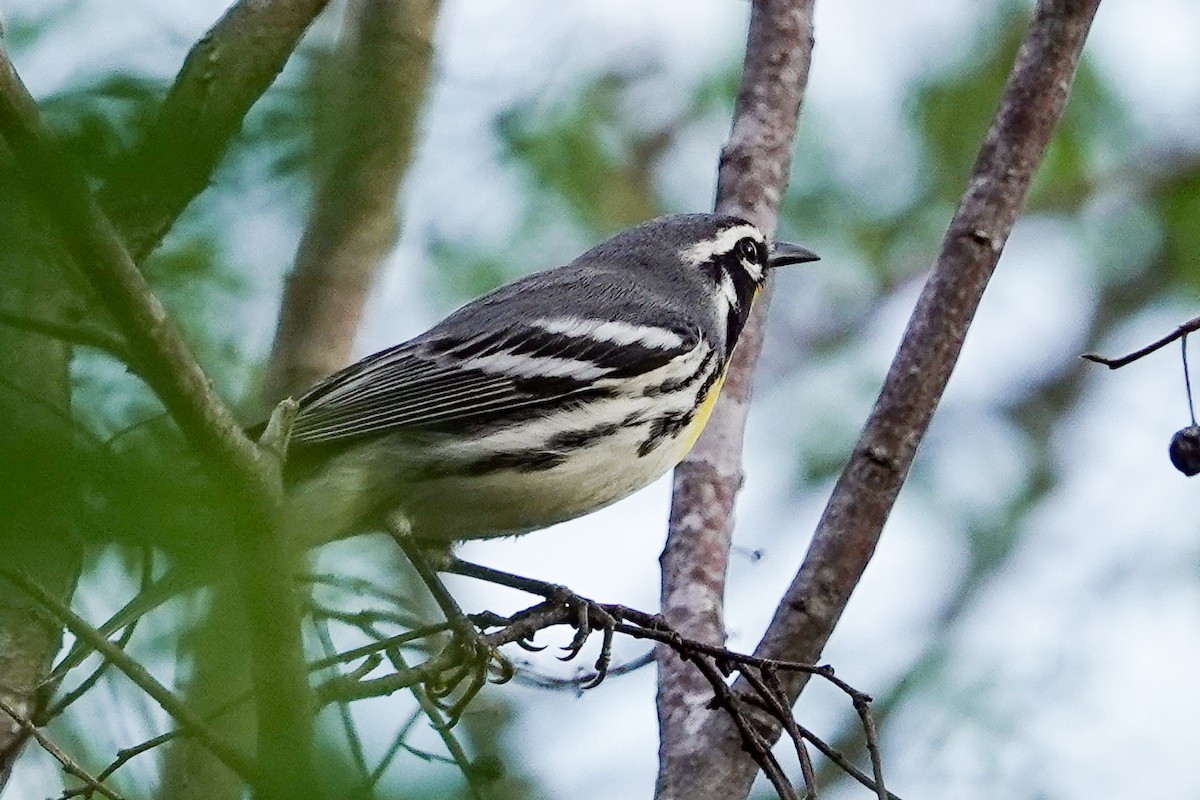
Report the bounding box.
[679,367,727,456]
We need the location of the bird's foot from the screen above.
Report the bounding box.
[446,557,621,688]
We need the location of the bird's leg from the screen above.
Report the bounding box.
[444,556,619,688]
[386,521,501,706]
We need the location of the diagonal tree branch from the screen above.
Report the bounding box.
[0,4,328,793]
[99,0,330,261]
[0,50,264,484]
[656,0,815,796]
[0,47,316,800]
[673,1,1104,797]
[0,696,121,800]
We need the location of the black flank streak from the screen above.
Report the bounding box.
[456,450,568,476]
[623,410,649,427]
[547,421,620,450]
[644,349,715,397]
[636,359,725,457]
[637,410,694,457]
[695,361,723,402]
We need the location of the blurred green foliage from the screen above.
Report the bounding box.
[39,74,168,179]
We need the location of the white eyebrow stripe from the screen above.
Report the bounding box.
[680,224,763,265]
[531,317,685,351]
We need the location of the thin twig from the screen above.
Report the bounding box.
[319,577,883,797]
[688,656,799,800]
[62,676,292,796]
[1081,315,1200,369]
[368,707,423,787]
[308,623,452,670]
[0,570,257,783]
[310,601,423,631]
[312,618,372,786]
[0,307,131,364]
[41,616,139,723]
[51,574,184,682]
[854,698,888,800]
[338,605,488,800]
[381,647,487,800]
[303,571,416,609]
[42,550,153,722]
[1183,335,1196,425]
[752,668,817,800]
[318,601,573,703]
[737,692,903,800]
[74,602,452,790]
[59,730,178,798]
[0,697,122,800]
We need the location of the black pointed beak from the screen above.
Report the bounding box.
[768,241,820,268]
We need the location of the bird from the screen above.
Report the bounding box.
[278,213,817,548]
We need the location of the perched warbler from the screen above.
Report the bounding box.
[280,213,816,546]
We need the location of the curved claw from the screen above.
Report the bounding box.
[556,592,593,661]
[517,636,547,652]
[489,655,516,685]
[438,664,488,730]
[431,662,471,699]
[579,622,616,689]
[576,608,617,689]
[558,626,590,662]
[579,672,604,691]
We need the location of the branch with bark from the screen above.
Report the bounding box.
[658,1,1104,798]
[657,0,816,796]
[155,0,442,795]
[154,0,442,797]
[99,0,331,262]
[658,0,816,792]
[0,2,328,790]
[306,577,898,800]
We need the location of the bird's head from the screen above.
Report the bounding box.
[591,214,818,352]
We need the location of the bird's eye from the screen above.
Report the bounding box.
[735,237,760,263]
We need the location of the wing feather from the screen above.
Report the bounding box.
[289,321,697,446]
